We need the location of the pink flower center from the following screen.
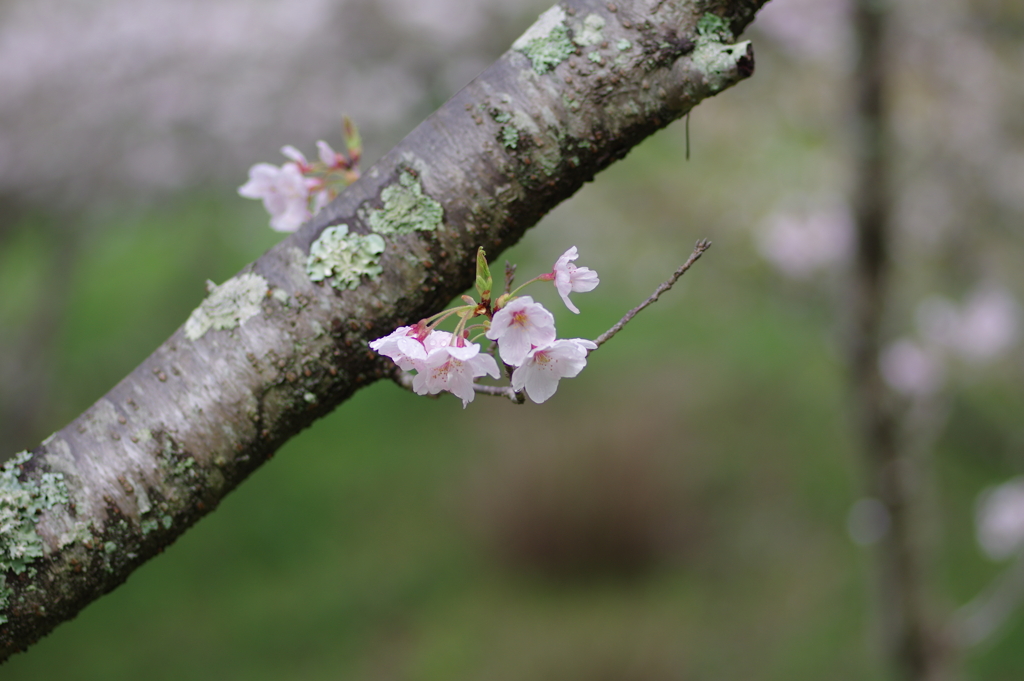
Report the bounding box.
[431,357,462,381]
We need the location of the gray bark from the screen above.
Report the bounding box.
[0,0,762,659]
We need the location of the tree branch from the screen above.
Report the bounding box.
[0,0,763,659]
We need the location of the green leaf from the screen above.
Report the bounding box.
[343,116,362,161]
[475,247,492,301]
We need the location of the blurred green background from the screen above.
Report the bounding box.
[2,0,1023,679]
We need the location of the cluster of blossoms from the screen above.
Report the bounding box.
[371,246,600,406]
[238,117,362,232]
[755,200,854,280]
[879,286,1020,398]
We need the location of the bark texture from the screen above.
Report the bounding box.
[0,0,762,659]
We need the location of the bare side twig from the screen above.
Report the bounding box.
[594,239,711,348]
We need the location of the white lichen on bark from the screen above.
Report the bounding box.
[306,225,386,290]
[184,272,269,341]
[573,13,606,46]
[691,39,752,92]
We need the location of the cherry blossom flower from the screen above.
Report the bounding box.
[316,140,340,167]
[423,329,454,352]
[369,326,425,371]
[238,161,313,232]
[485,296,556,366]
[412,342,500,407]
[280,144,309,167]
[511,338,597,403]
[369,327,455,371]
[552,246,599,313]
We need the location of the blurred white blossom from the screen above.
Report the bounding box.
[755,201,854,279]
[879,338,945,397]
[976,478,1024,561]
[237,162,315,232]
[916,287,1020,363]
[880,287,1019,398]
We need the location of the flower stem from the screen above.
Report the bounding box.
[506,275,548,300]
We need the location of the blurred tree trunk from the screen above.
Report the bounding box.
[0,0,762,660]
[847,0,955,679]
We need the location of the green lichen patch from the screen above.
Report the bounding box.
[1,451,70,623]
[696,12,733,42]
[366,171,444,236]
[588,50,603,64]
[1,452,68,574]
[307,224,386,290]
[616,39,632,51]
[512,6,574,75]
[501,126,520,149]
[155,433,199,488]
[573,13,605,46]
[184,272,268,341]
[171,456,195,479]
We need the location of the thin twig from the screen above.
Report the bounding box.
[593,239,711,348]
